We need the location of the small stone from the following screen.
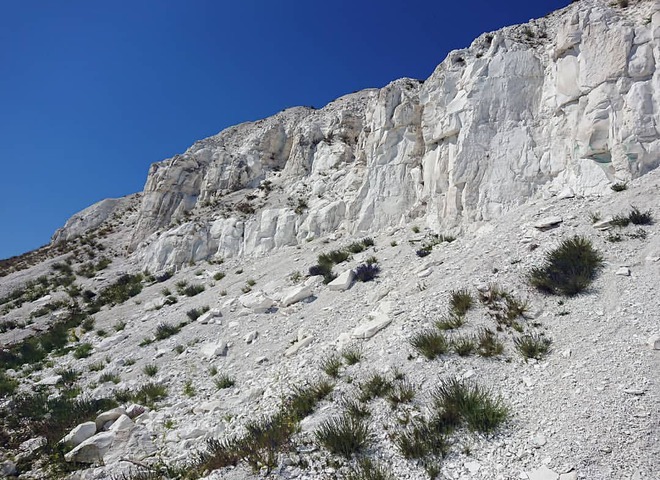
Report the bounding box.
[623,388,645,395]
[465,461,481,473]
[647,334,660,350]
[530,433,547,448]
[526,466,559,480]
[245,330,258,344]
[352,312,392,339]
[417,269,432,278]
[534,216,563,230]
[201,341,228,358]
[615,267,630,276]
[559,473,578,480]
[328,269,354,291]
[284,336,314,357]
[280,285,314,306]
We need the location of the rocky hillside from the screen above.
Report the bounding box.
[1,1,659,479]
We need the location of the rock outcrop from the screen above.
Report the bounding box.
[50,1,660,275]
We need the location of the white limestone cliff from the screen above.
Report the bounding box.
[52,0,660,271]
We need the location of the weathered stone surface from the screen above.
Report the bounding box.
[95,407,126,432]
[64,432,115,464]
[239,291,274,313]
[280,285,313,306]
[61,422,97,448]
[245,330,258,344]
[197,308,222,324]
[201,340,228,358]
[648,334,660,350]
[284,336,314,356]
[615,266,631,276]
[328,269,354,291]
[527,466,559,480]
[534,216,563,230]
[352,312,392,339]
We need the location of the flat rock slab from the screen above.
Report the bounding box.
[280,285,313,306]
[201,341,228,358]
[534,216,563,230]
[352,312,392,339]
[328,269,354,291]
[284,336,314,356]
[61,422,97,448]
[526,466,559,480]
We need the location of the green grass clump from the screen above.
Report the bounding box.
[432,378,508,433]
[451,336,476,357]
[287,380,334,419]
[342,398,371,420]
[358,373,393,402]
[94,273,143,307]
[410,330,449,360]
[395,418,450,460]
[73,342,93,359]
[386,380,416,408]
[610,182,628,192]
[435,312,465,330]
[528,236,604,296]
[115,382,168,408]
[214,374,235,389]
[514,333,552,360]
[320,354,342,378]
[341,345,363,365]
[180,284,205,297]
[319,249,351,266]
[628,206,653,225]
[0,371,18,397]
[143,364,158,377]
[449,288,474,315]
[476,329,504,357]
[186,306,210,321]
[154,321,182,340]
[99,372,120,384]
[213,271,226,281]
[315,415,370,458]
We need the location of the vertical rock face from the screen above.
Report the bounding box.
[53,0,660,271]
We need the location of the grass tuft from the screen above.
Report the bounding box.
[341,345,363,365]
[320,354,342,378]
[449,288,474,315]
[315,415,370,458]
[514,333,552,360]
[410,330,448,360]
[354,263,380,282]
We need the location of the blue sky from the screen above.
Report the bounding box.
[0,0,570,259]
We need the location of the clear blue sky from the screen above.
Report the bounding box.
[0,0,570,260]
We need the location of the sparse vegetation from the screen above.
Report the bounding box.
[213,272,226,281]
[341,345,363,365]
[387,380,416,408]
[214,374,235,389]
[320,354,342,378]
[476,329,504,357]
[449,288,474,316]
[610,181,628,191]
[179,283,205,297]
[528,236,604,296]
[344,458,395,480]
[514,333,552,360]
[315,415,370,458]
[143,364,158,377]
[451,336,477,356]
[354,263,380,282]
[358,373,393,402]
[73,342,93,359]
[410,330,449,360]
[154,321,184,340]
[183,380,196,397]
[186,306,210,321]
[436,312,465,330]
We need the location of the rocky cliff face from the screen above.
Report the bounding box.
[54,0,660,272]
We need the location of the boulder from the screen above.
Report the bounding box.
[61,422,97,448]
[328,269,354,291]
[245,330,259,344]
[284,336,314,356]
[64,431,115,464]
[197,308,222,324]
[352,312,392,339]
[648,334,660,350]
[95,407,126,431]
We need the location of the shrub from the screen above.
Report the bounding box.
[528,236,604,296]
[365,256,378,265]
[181,284,205,297]
[315,415,370,458]
[451,336,476,357]
[213,272,226,281]
[354,263,380,282]
[341,345,363,365]
[95,273,143,307]
[143,364,158,377]
[131,383,168,407]
[214,374,235,389]
[320,354,342,378]
[449,288,474,316]
[476,329,504,357]
[361,237,375,247]
[287,380,334,420]
[73,343,93,359]
[358,373,393,402]
[0,371,18,397]
[395,418,450,460]
[387,380,416,408]
[347,242,366,254]
[629,206,653,225]
[154,322,181,340]
[432,378,508,433]
[514,333,552,360]
[416,248,431,258]
[309,263,335,284]
[436,313,465,330]
[610,181,628,191]
[186,306,210,321]
[410,330,448,360]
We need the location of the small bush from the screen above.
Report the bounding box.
[73,343,93,359]
[476,329,504,357]
[186,306,210,321]
[451,336,476,357]
[358,373,393,402]
[514,333,552,360]
[131,383,168,407]
[361,237,375,247]
[287,380,334,419]
[354,263,380,282]
[610,182,628,191]
[181,284,205,297]
[309,263,335,284]
[320,354,342,378]
[410,330,448,360]
[416,248,431,258]
[436,312,465,330]
[316,415,370,458]
[0,371,18,397]
[347,242,366,254]
[629,206,653,225]
[343,398,371,419]
[341,345,363,365]
[183,380,196,397]
[214,374,235,389]
[318,249,351,266]
[213,272,226,281]
[143,364,158,377]
[432,378,508,433]
[394,418,450,460]
[99,372,120,384]
[113,320,126,332]
[387,380,416,408]
[154,322,181,340]
[527,236,604,296]
[449,288,474,316]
